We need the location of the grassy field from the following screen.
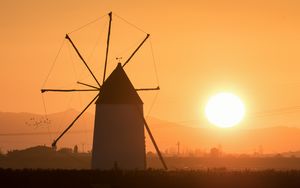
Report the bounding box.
[1,168,300,188]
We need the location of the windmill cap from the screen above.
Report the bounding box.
[96,63,143,104]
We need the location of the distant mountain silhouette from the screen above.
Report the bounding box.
[147,118,300,154]
[1,110,300,154]
[0,109,94,152]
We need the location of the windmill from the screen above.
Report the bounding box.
[41,12,167,170]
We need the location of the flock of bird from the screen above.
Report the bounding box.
[25,117,51,129]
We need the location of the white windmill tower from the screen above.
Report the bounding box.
[41,12,167,170]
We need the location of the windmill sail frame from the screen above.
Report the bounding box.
[41,12,167,170]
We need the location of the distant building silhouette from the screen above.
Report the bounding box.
[73,145,78,153]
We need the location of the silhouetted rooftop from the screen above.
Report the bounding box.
[96,63,143,104]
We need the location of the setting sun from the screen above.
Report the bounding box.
[205,92,245,128]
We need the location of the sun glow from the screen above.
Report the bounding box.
[205,92,245,128]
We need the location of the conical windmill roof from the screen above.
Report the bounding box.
[96,63,143,104]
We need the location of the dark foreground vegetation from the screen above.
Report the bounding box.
[1,168,300,188]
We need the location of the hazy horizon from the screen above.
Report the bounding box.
[2,109,300,155]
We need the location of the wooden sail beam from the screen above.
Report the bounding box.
[65,34,101,87]
[77,81,100,89]
[135,105,168,170]
[122,34,150,67]
[142,112,168,170]
[135,86,160,91]
[102,12,112,84]
[52,94,99,148]
[41,89,98,93]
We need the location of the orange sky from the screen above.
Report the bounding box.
[1,0,300,129]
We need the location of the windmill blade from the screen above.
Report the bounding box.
[122,34,150,67]
[134,106,168,170]
[65,34,101,87]
[41,89,99,93]
[77,81,100,89]
[102,12,112,84]
[51,93,99,148]
[135,86,160,91]
[143,115,168,170]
